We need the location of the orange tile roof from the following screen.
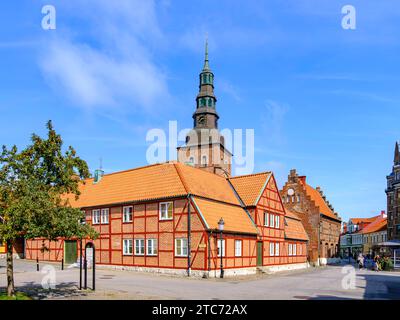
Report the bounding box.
[192,197,258,234]
[229,172,271,206]
[285,209,302,221]
[64,162,255,234]
[64,163,187,208]
[175,163,240,205]
[302,184,340,221]
[350,217,378,225]
[285,212,309,241]
[65,162,241,208]
[360,215,387,234]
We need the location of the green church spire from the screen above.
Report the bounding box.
[203,38,210,71]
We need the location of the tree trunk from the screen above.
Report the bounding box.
[6,240,15,297]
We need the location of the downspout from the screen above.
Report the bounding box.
[317,213,321,266]
[187,194,192,277]
[208,230,212,273]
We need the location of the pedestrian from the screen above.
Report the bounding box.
[358,254,364,269]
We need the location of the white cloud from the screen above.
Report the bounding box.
[39,0,170,112]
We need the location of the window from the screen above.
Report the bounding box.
[175,238,188,257]
[123,206,133,223]
[275,243,280,256]
[100,208,109,224]
[201,155,207,167]
[123,239,133,255]
[299,244,302,256]
[275,215,280,229]
[217,239,226,257]
[297,195,301,203]
[288,244,293,256]
[264,212,269,227]
[235,240,242,257]
[160,202,173,220]
[92,209,100,224]
[147,239,158,256]
[270,214,275,228]
[269,242,275,256]
[293,244,297,256]
[135,239,145,255]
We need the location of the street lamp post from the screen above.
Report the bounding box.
[218,218,225,279]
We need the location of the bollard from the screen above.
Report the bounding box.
[61,258,64,270]
[36,257,39,272]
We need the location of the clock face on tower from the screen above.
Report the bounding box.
[287,188,295,196]
[198,115,206,126]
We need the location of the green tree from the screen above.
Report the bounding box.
[0,121,97,296]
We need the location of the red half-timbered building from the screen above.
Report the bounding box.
[26,162,308,277]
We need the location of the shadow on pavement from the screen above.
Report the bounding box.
[361,272,400,300]
[0,282,90,300]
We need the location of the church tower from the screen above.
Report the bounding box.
[386,141,400,240]
[177,40,232,177]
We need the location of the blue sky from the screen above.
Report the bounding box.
[1,0,400,222]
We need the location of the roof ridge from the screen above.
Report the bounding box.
[86,162,168,180]
[175,162,231,181]
[229,171,271,180]
[173,163,190,194]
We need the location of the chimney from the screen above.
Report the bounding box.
[298,176,306,185]
[93,169,104,184]
[381,210,387,218]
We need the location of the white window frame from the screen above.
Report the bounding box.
[270,214,275,228]
[92,209,101,225]
[175,238,188,257]
[275,215,280,229]
[134,239,145,256]
[160,202,173,220]
[269,242,275,256]
[264,212,269,227]
[147,239,158,256]
[123,206,133,223]
[100,208,109,224]
[217,239,226,257]
[234,240,242,257]
[288,243,293,256]
[123,239,133,256]
[293,244,297,256]
[275,243,280,256]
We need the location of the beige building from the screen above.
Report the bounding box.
[361,212,388,255]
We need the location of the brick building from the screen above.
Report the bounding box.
[24,42,309,277]
[386,142,400,240]
[280,169,341,265]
